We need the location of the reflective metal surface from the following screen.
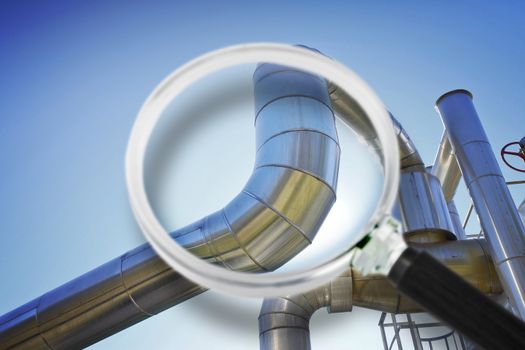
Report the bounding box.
[353,237,503,313]
[222,191,307,270]
[436,89,525,319]
[0,62,339,349]
[448,200,467,240]
[255,96,338,150]
[432,132,461,202]
[259,235,502,350]
[392,117,426,172]
[398,171,455,233]
[243,167,335,242]
[259,271,352,350]
[254,70,331,119]
[329,83,424,171]
[255,131,340,189]
[331,88,462,244]
[0,246,205,350]
[518,200,525,225]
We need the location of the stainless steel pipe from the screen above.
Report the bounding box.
[432,132,461,203]
[431,132,467,239]
[447,200,467,240]
[259,271,353,350]
[329,84,424,172]
[259,235,502,350]
[436,89,525,319]
[398,171,455,234]
[0,63,340,349]
[330,83,455,235]
[518,199,525,225]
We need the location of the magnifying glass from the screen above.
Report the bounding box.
[126,43,525,349]
[126,43,400,297]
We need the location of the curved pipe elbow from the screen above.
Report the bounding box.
[259,271,352,350]
[175,62,340,272]
[0,62,340,350]
[328,83,424,171]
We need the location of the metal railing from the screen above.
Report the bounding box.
[379,312,466,350]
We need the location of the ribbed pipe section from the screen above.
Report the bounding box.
[0,61,340,349]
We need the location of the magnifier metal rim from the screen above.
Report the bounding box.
[125,43,400,298]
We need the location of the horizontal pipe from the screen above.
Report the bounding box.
[259,235,502,350]
[354,237,502,313]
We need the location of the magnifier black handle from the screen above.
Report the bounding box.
[388,247,525,350]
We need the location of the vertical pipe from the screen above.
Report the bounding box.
[432,132,461,203]
[398,171,455,234]
[447,200,467,240]
[519,199,525,225]
[436,89,525,319]
[258,271,352,350]
[431,133,467,239]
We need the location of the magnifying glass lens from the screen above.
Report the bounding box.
[126,44,399,297]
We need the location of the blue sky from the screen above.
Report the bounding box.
[1,1,525,349]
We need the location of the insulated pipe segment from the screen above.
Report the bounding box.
[431,132,467,239]
[398,171,455,233]
[432,132,461,203]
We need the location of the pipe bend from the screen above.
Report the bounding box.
[167,60,341,273]
[328,83,424,171]
[259,272,352,350]
[0,60,340,350]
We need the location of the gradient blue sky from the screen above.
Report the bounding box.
[1,1,525,349]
